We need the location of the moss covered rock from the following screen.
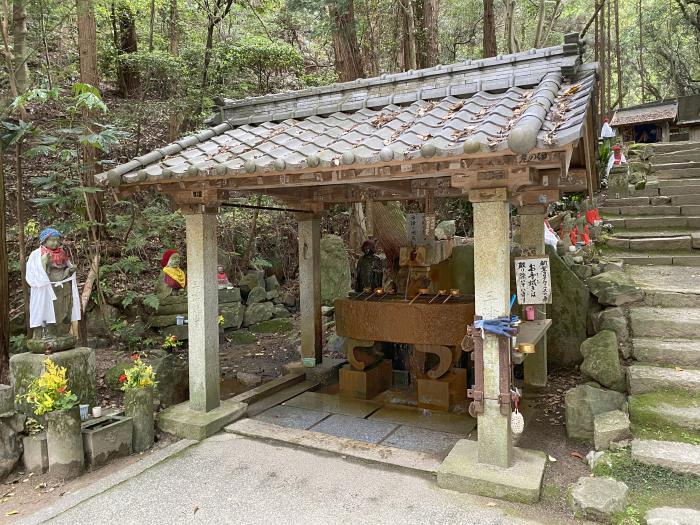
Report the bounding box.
[580,330,626,392]
[250,319,293,333]
[629,391,700,444]
[588,270,644,306]
[229,331,257,345]
[220,303,245,330]
[243,302,274,327]
[565,384,626,441]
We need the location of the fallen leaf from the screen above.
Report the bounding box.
[675,367,684,371]
[486,502,497,507]
[5,511,19,516]
[570,451,584,460]
[548,455,557,462]
[193,507,199,514]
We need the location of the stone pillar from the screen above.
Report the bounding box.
[297,214,322,367]
[661,121,670,143]
[185,209,220,412]
[470,188,512,468]
[519,206,548,389]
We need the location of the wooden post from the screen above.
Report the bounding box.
[520,205,548,389]
[185,207,221,412]
[469,188,512,468]
[297,214,323,366]
[661,121,670,143]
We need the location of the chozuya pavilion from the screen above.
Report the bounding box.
[99,33,597,502]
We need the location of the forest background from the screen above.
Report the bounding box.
[0,0,699,381]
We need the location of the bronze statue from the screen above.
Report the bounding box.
[26,228,80,353]
[354,240,383,293]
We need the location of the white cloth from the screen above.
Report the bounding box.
[25,248,81,328]
[606,152,627,179]
[600,122,616,138]
[544,220,559,249]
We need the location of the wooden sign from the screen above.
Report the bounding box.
[406,213,425,245]
[515,256,552,305]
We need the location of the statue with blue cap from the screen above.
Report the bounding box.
[25,228,81,353]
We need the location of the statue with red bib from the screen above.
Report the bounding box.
[156,249,187,300]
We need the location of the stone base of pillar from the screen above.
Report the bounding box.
[157,398,247,441]
[437,439,547,504]
[303,357,346,386]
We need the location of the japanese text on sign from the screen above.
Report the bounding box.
[406,213,426,245]
[514,256,552,304]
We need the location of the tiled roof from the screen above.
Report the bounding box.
[610,100,678,127]
[102,35,594,189]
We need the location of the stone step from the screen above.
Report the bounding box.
[652,161,700,171]
[604,253,700,266]
[608,194,700,206]
[612,229,699,239]
[629,391,700,442]
[633,338,700,368]
[660,185,700,196]
[600,205,682,216]
[606,216,700,229]
[657,177,700,188]
[649,141,700,154]
[631,439,700,476]
[606,236,692,251]
[655,167,700,180]
[628,364,700,395]
[630,307,700,338]
[652,152,700,165]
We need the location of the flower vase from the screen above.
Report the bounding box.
[124,387,154,453]
[46,406,84,480]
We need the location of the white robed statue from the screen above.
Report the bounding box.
[25,228,81,353]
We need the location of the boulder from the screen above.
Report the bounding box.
[320,235,351,306]
[565,384,626,441]
[149,314,182,328]
[280,292,297,308]
[218,287,242,304]
[0,413,25,479]
[435,220,456,240]
[151,353,189,407]
[587,270,643,306]
[646,507,700,525]
[250,319,293,333]
[243,302,274,327]
[163,324,189,341]
[568,477,628,519]
[247,286,267,305]
[592,307,630,357]
[220,303,245,330]
[156,294,189,315]
[594,410,632,450]
[117,318,146,345]
[229,331,257,345]
[86,304,119,337]
[571,264,593,281]
[238,271,265,296]
[546,246,590,366]
[580,330,626,392]
[265,275,280,292]
[266,289,280,300]
[0,384,13,415]
[272,304,292,319]
[11,348,98,416]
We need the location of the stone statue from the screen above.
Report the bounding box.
[354,240,383,293]
[155,249,187,300]
[216,265,231,288]
[560,213,576,250]
[25,228,81,353]
[575,213,590,245]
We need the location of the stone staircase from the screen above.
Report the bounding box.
[601,143,700,475]
[601,141,700,266]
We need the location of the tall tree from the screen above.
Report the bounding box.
[76,0,99,88]
[482,0,496,57]
[638,0,645,101]
[397,0,417,70]
[422,0,439,67]
[113,0,140,96]
[200,0,235,99]
[12,0,30,92]
[0,145,8,383]
[328,0,364,80]
[614,0,622,107]
[168,0,181,140]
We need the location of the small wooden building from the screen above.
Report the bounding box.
[610,99,678,143]
[99,33,597,496]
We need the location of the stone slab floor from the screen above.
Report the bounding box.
[39,433,573,525]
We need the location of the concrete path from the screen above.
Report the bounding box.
[33,433,555,525]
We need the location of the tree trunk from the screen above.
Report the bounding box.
[76,0,99,88]
[606,0,612,112]
[504,0,518,54]
[15,142,29,334]
[148,0,155,51]
[168,0,181,141]
[115,1,139,97]
[638,0,645,101]
[422,0,438,67]
[482,0,496,57]
[614,0,622,108]
[534,0,546,48]
[0,147,9,383]
[400,0,418,70]
[200,19,215,98]
[39,0,53,89]
[328,0,364,81]
[12,0,30,92]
